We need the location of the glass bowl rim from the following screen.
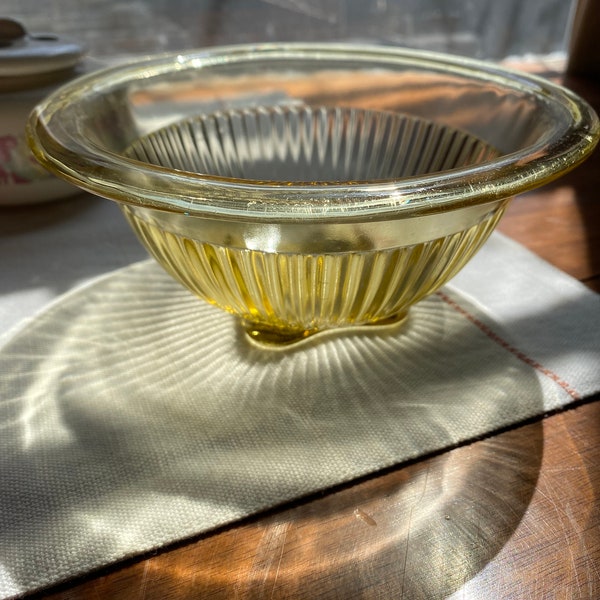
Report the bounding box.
[27,42,599,223]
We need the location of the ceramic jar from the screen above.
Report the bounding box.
[0,18,86,205]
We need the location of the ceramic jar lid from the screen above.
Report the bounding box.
[0,18,85,91]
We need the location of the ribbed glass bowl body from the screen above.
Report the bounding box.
[28,44,599,345]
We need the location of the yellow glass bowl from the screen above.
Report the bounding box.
[28,44,599,346]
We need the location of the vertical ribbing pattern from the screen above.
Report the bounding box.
[126,105,498,182]
[123,206,506,337]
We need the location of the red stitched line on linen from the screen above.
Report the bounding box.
[436,290,581,401]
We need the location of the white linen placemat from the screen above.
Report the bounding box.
[0,226,598,599]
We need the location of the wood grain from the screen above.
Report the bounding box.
[34,72,600,600]
[37,402,600,600]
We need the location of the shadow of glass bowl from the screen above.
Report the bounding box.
[0,259,546,596]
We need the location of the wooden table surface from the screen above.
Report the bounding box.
[29,70,600,600]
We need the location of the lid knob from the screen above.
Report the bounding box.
[0,18,27,47]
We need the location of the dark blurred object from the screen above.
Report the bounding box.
[567,0,600,77]
[0,16,27,46]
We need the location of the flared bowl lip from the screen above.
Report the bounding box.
[28,42,599,222]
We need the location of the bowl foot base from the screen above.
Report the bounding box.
[243,310,409,348]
